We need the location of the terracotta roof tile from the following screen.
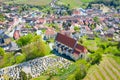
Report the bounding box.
[75,44,87,53]
[56,33,76,48]
[73,50,80,55]
[13,30,20,40]
[45,28,56,35]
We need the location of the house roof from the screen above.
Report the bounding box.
[45,28,56,36]
[60,30,72,37]
[13,30,20,40]
[0,30,4,35]
[56,33,77,48]
[73,50,80,55]
[75,44,87,53]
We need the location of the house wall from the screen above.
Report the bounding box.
[55,41,73,55]
[54,41,86,61]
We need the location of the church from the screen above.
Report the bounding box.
[54,33,88,61]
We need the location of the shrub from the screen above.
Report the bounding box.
[15,54,26,64]
[0,47,5,56]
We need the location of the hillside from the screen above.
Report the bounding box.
[0,0,52,6]
[84,55,120,80]
[0,0,119,9]
[57,0,94,9]
[57,0,120,9]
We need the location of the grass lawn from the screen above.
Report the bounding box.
[81,0,94,3]
[0,0,52,6]
[107,54,120,65]
[57,0,82,9]
[31,76,49,80]
[82,38,99,52]
[57,0,94,9]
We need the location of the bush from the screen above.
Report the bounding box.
[75,66,86,80]
[0,14,5,22]
[0,48,5,56]
[20,71,27,80]
[2,53,15,67]
[67,60,90,80]
[67,74,75,80]
[89,52,102,65]
[16,34,42,47]
[74,26,80,32]
[15,54,26,64]
[22,40,50,60]
[105,46,120,56]
[16,34,34,47]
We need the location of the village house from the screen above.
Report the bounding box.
[44,28,57,40]
[54,33,87,61]
[36,18,46,24]
[72,8,87,16]
[72,9,81,16]
[0,30,11,50]
[13,30,21,40]
[20,28,36,36]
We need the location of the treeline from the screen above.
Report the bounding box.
[88,0,120,9]
[16,34,51,60]
[0,34,51,68]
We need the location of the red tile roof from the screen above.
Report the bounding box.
[75,44,87,53]
[56,33,77,48]
[73,10,81,15]
[13,30,20,40]
[38,18,45,24]
[55,33,88,57]
[60,30,72,37]
[73,50,80,55]
[45,28,56,36]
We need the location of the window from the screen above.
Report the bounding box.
[80,54,83,58]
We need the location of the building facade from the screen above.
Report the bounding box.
[54,33,87,61]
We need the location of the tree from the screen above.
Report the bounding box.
[74,26,80,32]
[91,24,96,29]
[15,54,26,64]
[16,34,34,47]
[31,35,41,42]
[105,46,120,56]
[63,22,71,30]
[22,39,50,60]
[20,71,27,80]
[93,16,100,24]
[0,48,5,56]
[69,60,90,80]
[117,42,120,50]
[0,14,5,22]
[89,52,102,65]
[25,23,32,28]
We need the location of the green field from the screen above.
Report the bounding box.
[0,0,52,6]
[84,55,120,80]
[57,0,94,9]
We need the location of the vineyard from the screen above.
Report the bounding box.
[0,0,52,6]
[84,56,120,80]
